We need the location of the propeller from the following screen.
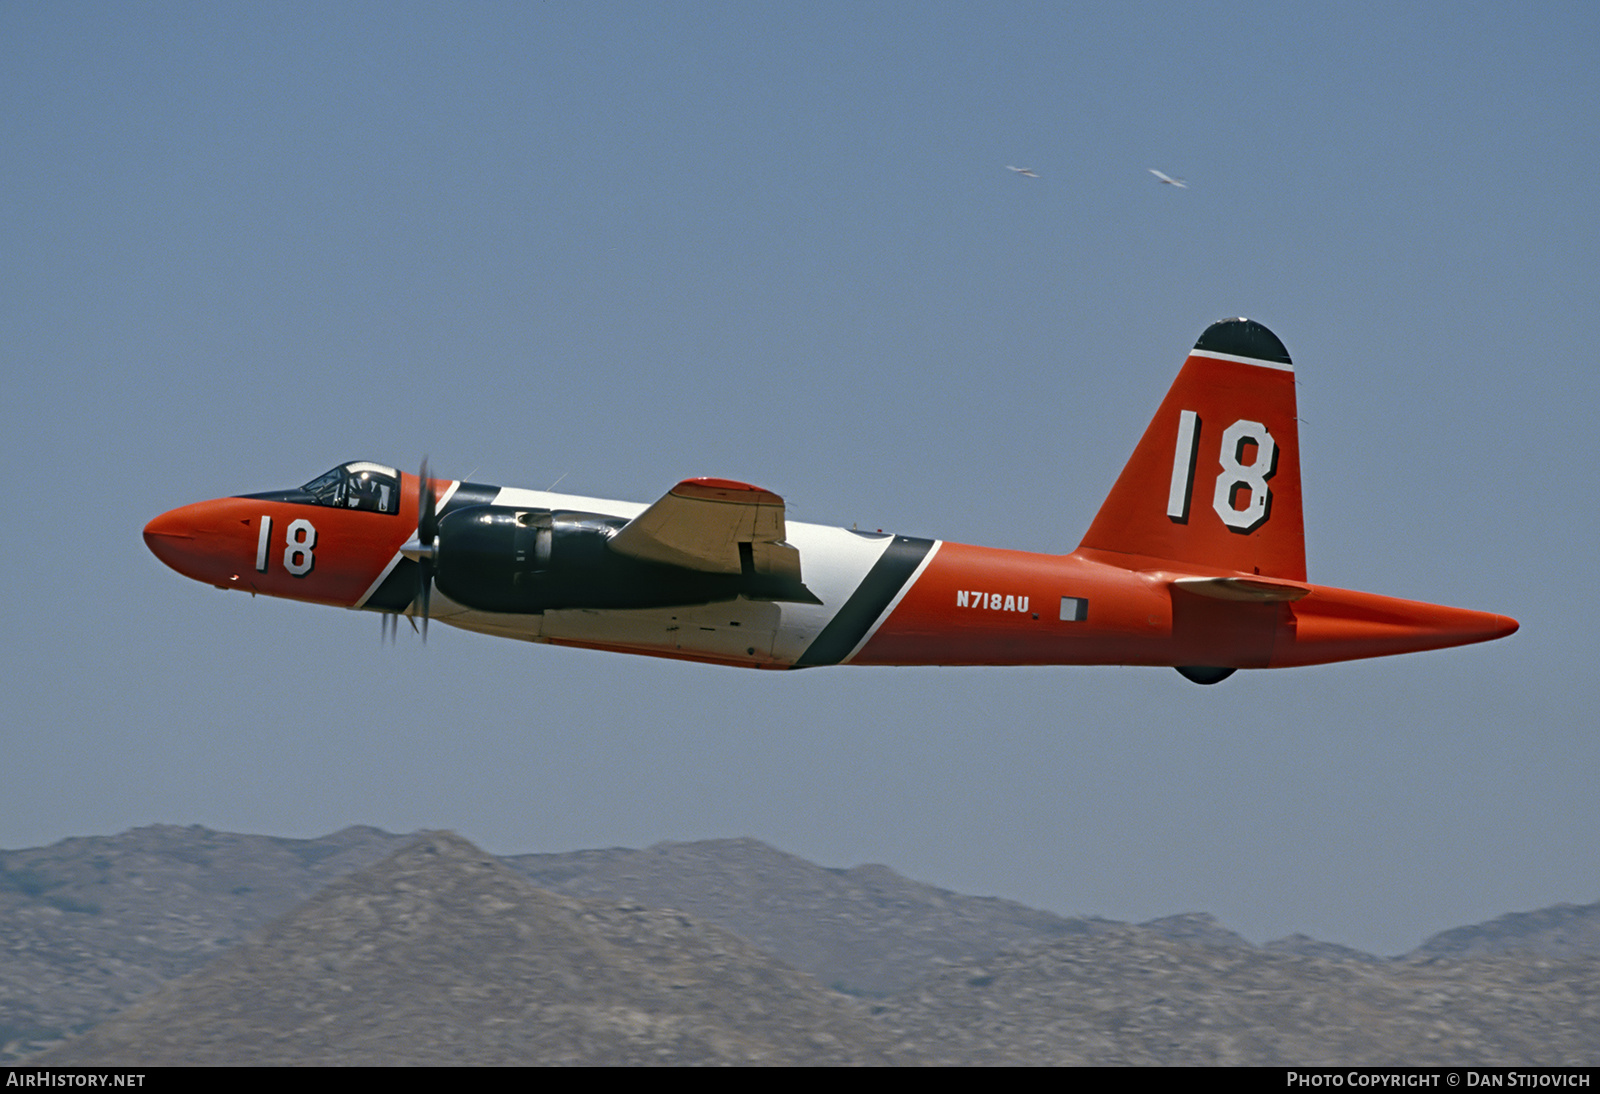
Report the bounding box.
[416,458,438,641]
[397,458,441,642]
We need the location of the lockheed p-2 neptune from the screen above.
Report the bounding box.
[144,319,1516,684]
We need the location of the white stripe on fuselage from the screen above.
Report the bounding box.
[485,486,648,520]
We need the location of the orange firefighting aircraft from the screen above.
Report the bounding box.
[144,319,1516,684]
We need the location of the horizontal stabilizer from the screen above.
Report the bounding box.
[1171,576,1310,602]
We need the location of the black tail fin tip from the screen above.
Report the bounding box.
[1194,318,1291,365]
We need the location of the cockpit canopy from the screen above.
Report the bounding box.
[299,462,402,514]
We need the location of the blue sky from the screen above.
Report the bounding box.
[4,2,1596,956]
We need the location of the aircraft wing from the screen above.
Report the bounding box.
[608,478,805,586]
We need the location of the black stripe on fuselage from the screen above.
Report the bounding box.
[794,535,934,667]
[364,558,422,612]
[363,482,501,613]
[439,482,500,515]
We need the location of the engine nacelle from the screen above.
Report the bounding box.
[433,505,814,614]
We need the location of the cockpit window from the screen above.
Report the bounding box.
[299,462,401,514]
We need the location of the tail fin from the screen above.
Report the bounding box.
[1078,318,1306,581]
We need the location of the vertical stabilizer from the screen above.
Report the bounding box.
[1078,319,1306,581]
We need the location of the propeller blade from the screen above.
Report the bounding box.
[418,559,432,643]
[417,459,437,642]
[419,457,438,547]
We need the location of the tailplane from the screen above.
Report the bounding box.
[1078,318,1306,581]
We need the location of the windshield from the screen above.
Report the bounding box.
[299,462,401,514]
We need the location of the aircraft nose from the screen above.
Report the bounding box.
[143,507,194,569]
[143,499,254,588]
[143,506,191,543]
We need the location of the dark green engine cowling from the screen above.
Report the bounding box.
[433,506,816,614]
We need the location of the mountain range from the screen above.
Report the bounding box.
[5,825,1597,1065]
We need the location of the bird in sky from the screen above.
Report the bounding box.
[1149,168,1187,188]
[1006,165,1040,178]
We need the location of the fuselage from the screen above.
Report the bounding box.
[143,468,1516,673]
[143,319,1519,680]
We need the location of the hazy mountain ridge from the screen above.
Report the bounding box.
[508,837,1117,995]
[0,825,413,1057]
[37,833,908,1066]
[875,929,1600,1065]
[7,825,1599,1064]
[1413,903,1600,961]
